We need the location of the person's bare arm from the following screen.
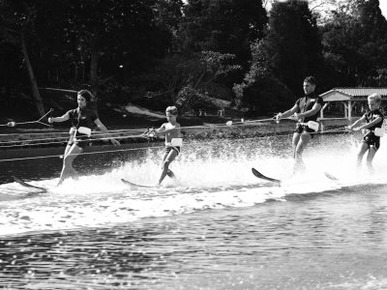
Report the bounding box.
[48,112,70,123]
[94,118,120,145]
[276,104,298,121]
[352,116,382,131]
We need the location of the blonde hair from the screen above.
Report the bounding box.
[368,93,381,103]
[166,106,178,115]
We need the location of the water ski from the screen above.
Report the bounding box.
[121,178,158,188]
[12,176,47,193]
[324,172,339,181]
[251,168,281,184]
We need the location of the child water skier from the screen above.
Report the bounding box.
[150,106,182,185]
[347,93,384,174]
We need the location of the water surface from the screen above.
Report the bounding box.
[1,133,387,289]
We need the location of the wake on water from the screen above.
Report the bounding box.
[1,134,387,236]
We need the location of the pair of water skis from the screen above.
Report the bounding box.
[123,168,338,190]
[251,168,339,185]
[13,175,159,192]
[13,170,338,193]
[15,176,158,191]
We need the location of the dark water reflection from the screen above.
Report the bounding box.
[0,143,148,183]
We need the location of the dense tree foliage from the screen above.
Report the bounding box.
[264,1,323,96]
[0,0,387,119]
[321,0,387,87]
[180,0,267,62]
[234,0,323,114]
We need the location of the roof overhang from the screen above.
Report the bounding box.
[320,91,352,102]
[320,88,387,102]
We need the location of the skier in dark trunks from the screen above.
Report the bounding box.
[275,76,324,175]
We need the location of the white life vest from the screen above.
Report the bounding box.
[168,138,183,147]
[69,126,92,137]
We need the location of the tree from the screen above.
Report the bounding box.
[233,39,293,115]
[264,1,323,96]
[1,0,186,116]
[135,50,242,114]
[356,0,387,85]
[321,0,387,86]
[53,0,177,105]
[163,0,269,113]
[180,0,268,69]
[0,0,45,116]
[235,0,323,115]
[65,0,153,95]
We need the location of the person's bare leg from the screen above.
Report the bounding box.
[366,147,377,174]
[58,144,82,185]
[292,133,301,159]
[356,142,369,170]
[158,150,178,185]
[292,132,311,175]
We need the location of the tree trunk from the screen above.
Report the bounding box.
[90,47,99,92]
[20,33,45,116]
[89,46,100,111]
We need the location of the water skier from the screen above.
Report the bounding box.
[275,76,323,175]
[347,93,384,174]
[150,106,182,185]
[48,89,120,185]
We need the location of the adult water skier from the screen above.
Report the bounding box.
[48,89,120,185]
[275,76,323,175]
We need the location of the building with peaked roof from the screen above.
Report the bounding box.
[319,88,387,119]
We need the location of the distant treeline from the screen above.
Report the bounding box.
[0,0,386,117]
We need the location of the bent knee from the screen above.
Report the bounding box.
[295,147,305,155]
[162,160,171,170]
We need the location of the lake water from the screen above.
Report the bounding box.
[1,132,387,289]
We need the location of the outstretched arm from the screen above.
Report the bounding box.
[48,112,70,123]
[276,104,298,121]
[154,124,166,134]
[94,118,120,146]
[155,124,181,135]
[351,116,382,131]
[347,115,366,131]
